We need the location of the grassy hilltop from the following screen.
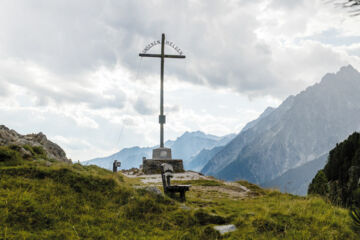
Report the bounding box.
[0,145,358,239]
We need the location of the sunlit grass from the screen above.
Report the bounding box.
[0,145,359,239]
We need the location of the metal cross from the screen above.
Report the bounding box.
[139,33,185,148]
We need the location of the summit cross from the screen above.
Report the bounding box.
[139,33,186,148]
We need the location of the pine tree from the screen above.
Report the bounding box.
[309,132,360,207]
[308,170,329,195]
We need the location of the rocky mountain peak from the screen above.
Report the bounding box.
[0,125,71,163]
[202,65,360,186]
[320,64,360,86]
[339,64,358,75]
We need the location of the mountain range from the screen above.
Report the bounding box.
[202,65,360,194]
[262,154,328,195]
[83,131,235,171]
[85,65,360,195]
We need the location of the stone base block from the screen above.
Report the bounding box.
[152,147,172,159]
[143,159,184,174]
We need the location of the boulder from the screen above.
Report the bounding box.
[144,186,163,196]
[213,224,236,235]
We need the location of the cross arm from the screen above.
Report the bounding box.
[139,53,186,59]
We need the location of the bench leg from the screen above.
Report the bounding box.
[180,191,185,202]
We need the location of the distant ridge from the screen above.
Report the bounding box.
[202,65,360,194]
[187,146,224,172]
[262,154,328,195]
[84,131,235,170]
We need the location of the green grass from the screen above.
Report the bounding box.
[0,146,226,239]
[185,188,359,239]
[173,179,225,187]
[0,146,22,167]
[0,145,359,239]
[236,180,267,196]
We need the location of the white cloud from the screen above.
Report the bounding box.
[134,96,157,115]
[0,0,359,161]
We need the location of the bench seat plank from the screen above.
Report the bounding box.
[165,185,190,192]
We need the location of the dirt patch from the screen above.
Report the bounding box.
[124,171,209,184]
[122,170,252,199]
[191,184,249,199]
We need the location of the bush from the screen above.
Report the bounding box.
[308,170,329,196]
[0,146,22,166]
[310,132,360,207]
[23,145,47,159]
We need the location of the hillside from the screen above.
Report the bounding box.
[0,144,358,239]
[202,65,360,192]
[263,154,328,196]
[0,125,70,163]
[309,132,360,207]
[187,146,224,172]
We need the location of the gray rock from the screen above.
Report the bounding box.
[179,204,191,210]
[19,146,33,158]
[144,186,163,196]
[213,224,236,235]
[0,125,71,163]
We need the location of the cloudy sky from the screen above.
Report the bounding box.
[0,0,360,161]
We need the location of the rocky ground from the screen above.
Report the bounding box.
[122,169,251,200]
[122,169,208,182]
[121,169,250,235]
[0,125,71,163]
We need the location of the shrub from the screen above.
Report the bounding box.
[23,145,47,159]
[308,170,329,196]
[0,146,22,166]
[310,132,360,207]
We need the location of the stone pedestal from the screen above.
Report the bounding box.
[152,147,172,159]
[142,147,184,174]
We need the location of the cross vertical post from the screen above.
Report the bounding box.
[160,33,165,147]
[139,33,185,148]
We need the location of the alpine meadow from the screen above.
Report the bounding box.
[1,1,360,239]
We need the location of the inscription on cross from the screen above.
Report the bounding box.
[139,33,186,148]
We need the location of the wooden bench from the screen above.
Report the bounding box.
[161,163,190,201]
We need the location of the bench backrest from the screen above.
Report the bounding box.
[161,163,173,189]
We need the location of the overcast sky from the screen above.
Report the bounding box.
[0,0,360,161]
